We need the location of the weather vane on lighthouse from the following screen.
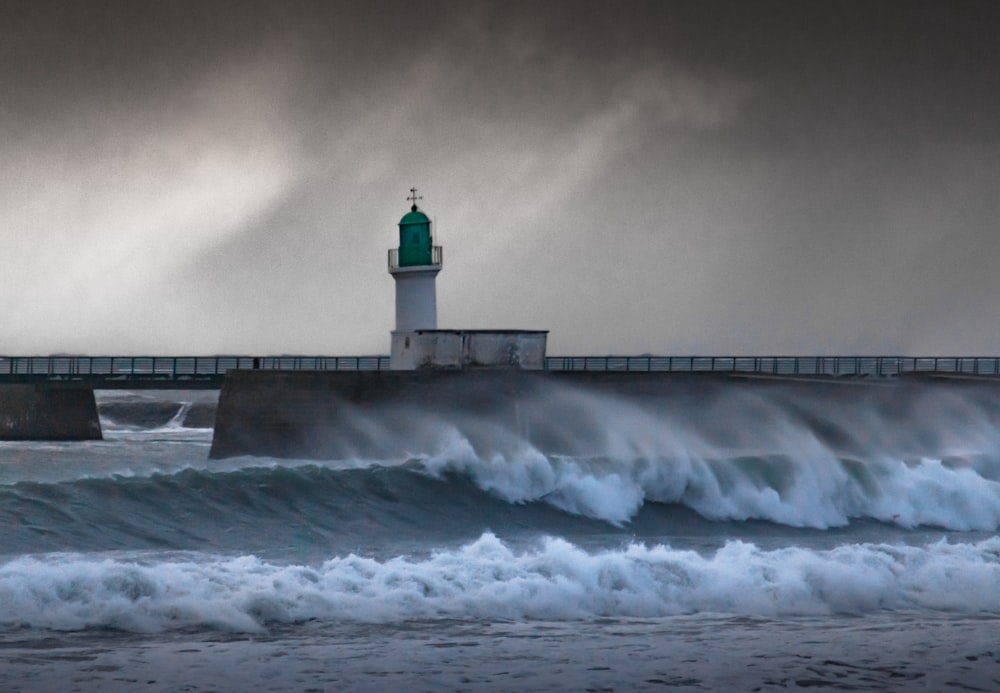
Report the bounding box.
[407,186,423,211]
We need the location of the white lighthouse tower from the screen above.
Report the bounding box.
[388,187,442,368]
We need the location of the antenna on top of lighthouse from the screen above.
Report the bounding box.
[406,186,423,211]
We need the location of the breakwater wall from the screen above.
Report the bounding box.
[208,369,999,461]
[210,370,531,459]
[0,384,102,440]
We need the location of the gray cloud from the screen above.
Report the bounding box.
[2,1,999,355]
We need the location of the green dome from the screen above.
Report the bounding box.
[396,204,433,267]
[399,207,430,226]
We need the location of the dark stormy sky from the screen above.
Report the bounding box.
[2,0,999,355]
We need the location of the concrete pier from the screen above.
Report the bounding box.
[209,369,532,459]
[208,369,999,461]
[0,384,102,440]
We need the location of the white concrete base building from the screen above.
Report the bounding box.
[390,329,548,370]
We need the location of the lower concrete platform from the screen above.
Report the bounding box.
[0,384,102,440]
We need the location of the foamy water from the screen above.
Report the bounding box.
[3,534,999,635]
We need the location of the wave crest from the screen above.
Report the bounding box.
[422,442,1000,530]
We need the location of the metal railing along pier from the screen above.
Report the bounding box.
[2,355,999,386]
[542,356,1000,377]
[0,356,390,387]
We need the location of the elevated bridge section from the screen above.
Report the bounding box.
[544,355,1000,378]
[2,354,1000,389]
[0,356,391,389]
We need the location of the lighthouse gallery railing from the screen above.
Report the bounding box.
[388,246,443,271]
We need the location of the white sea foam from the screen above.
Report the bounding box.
[413,383,1000,530]
[2,535,999,633]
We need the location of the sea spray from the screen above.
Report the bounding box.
[399,379,1000,529]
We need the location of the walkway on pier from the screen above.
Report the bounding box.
[2,355,1000,388]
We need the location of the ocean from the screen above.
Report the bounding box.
[1,381,999,691]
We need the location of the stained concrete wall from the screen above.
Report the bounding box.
[209,369,1000,462]
[209,369,739,460]
[390,330,548,370]
[206,369,838,461]
[0,385,102,440]
[209,369,531,459]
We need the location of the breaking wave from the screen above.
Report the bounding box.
[1,451,998,559]
[201,376,1000,530]
[4,379,998,557]
[2,534,999,633]
[96,392,216,431]
[423,440,1000,530]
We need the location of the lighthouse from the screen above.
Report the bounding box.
[388,187,547,370]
